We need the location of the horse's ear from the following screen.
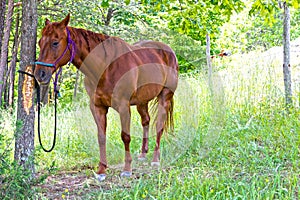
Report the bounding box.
[60,13,70,27]
[45,18,50,26]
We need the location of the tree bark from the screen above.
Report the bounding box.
[0,0,6,55]
[0,0,14,107]
[283,2,292,107]
[8,12,21,109]
[73,69,80,99]
[14,0,37,177]
[105,8,115,26]
[206,33,213,92]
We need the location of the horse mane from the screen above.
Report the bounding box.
[70,27,110,52]
[42,23,110,53]
[41,22,61,36]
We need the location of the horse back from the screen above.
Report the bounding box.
[90,39,178,107]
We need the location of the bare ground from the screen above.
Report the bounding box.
[35,161,163,199]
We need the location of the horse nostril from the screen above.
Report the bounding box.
[40,70,46,79]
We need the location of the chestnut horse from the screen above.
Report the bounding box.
[34,14,178,181]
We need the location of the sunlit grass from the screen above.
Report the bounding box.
[35,74,204,171]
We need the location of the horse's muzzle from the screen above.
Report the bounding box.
[34,68,52,85]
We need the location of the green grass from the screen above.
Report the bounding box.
[35,74,203,170]
[1,50,300,199]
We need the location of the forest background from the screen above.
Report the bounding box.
[1,0,300,199]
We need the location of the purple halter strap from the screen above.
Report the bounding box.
[53,27,76,66]
[35,27,76,93]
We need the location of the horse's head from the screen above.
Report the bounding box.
[34,14,74,85]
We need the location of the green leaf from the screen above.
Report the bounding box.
[292,0,299,8]
[101,0,109,8]
[125,0,131,5]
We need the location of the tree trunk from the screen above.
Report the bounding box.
[0,0,6,55]
[8,12,21,109]
[0,0,14,107]
[14,0,37,177]
[206,33,213,91]
[283,2,292,107]
[73,69,80,99]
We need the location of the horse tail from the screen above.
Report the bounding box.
[165,96,174,134]
[150,91,175,135]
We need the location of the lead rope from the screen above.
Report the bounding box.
[38,73,59,153]
[29,27,75,152]
[18,69,58,152]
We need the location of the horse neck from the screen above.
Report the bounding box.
[70,27,110,69]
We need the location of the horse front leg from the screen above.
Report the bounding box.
[90,104,108,181]
[118,103,132,177]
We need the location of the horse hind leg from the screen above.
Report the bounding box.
[137,103,150,161]
[152,88,174,166]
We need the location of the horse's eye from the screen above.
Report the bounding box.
[52,41,59,47]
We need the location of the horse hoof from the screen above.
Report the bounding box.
[138,153,147,161]
[138,157,146,161]
[120,171,132,178]
[95,173,106,182]
[151,162,160,167]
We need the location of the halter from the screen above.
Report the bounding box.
[35,27,76,92]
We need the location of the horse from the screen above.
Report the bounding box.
[34,14,178,181]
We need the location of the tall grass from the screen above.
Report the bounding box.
[35,73,204,171]
[1,48,300,199]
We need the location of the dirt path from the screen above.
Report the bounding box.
[35,162,161,199]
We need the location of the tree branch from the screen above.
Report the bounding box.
[13,2,22,7]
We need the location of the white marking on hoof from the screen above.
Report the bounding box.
[95,173,106,182]
[120,171,132,177]
[138,157,146,161]
[151,162,160,167]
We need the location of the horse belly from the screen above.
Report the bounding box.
[130,84,163,105]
